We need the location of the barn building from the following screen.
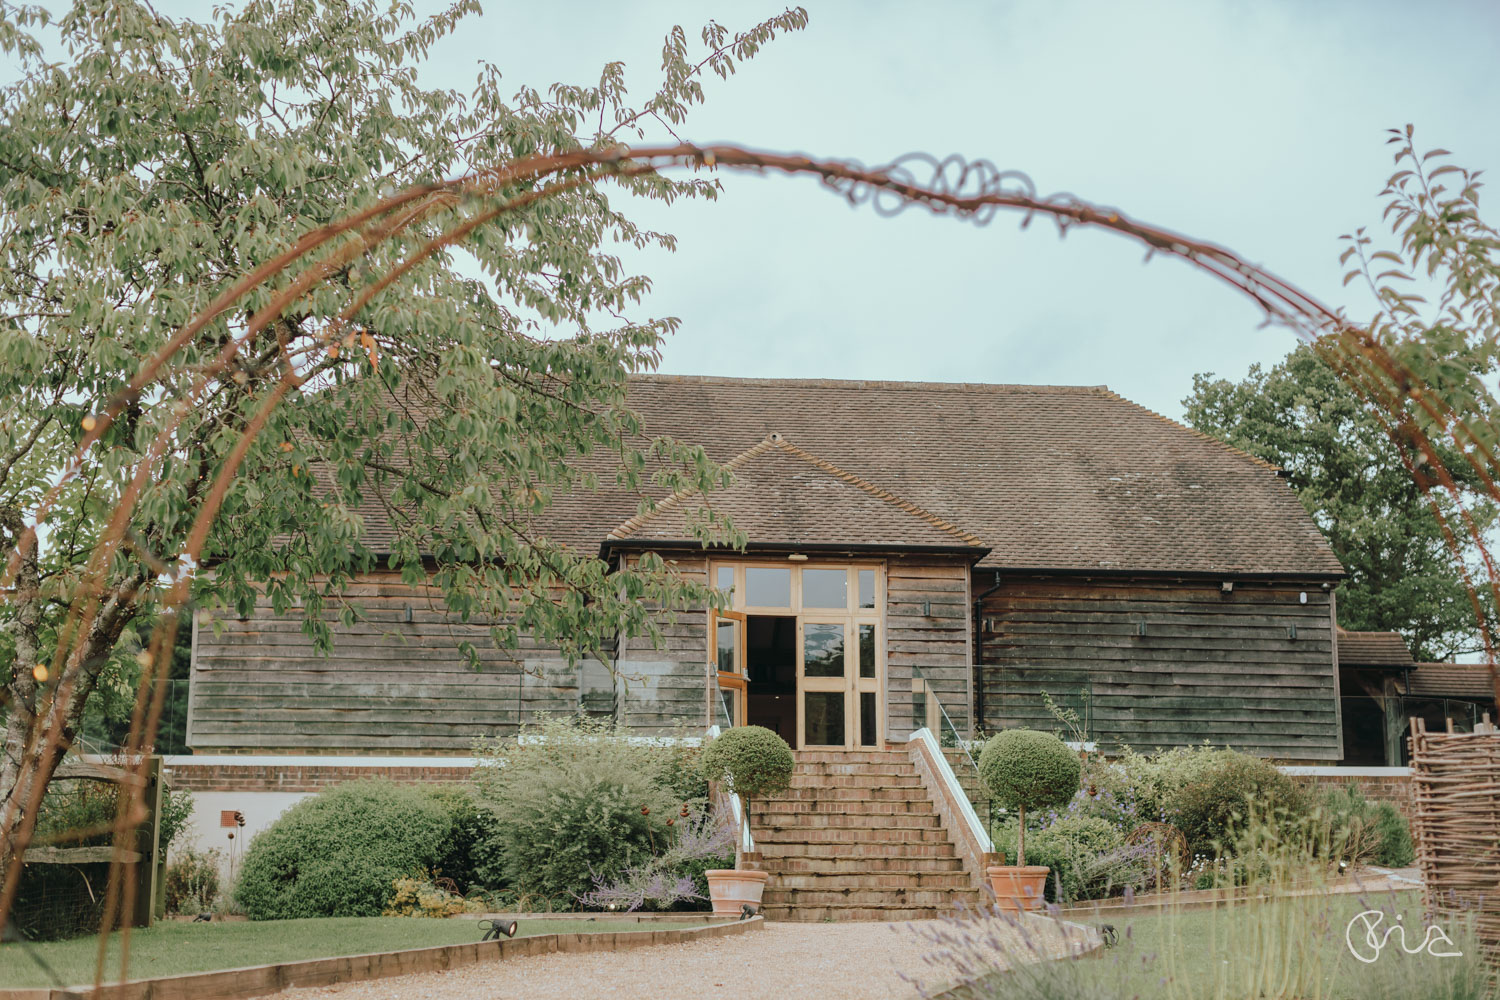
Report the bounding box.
[186,376,1348,760]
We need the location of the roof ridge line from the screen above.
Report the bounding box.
[772,438,989,548]
[606,437,777,541]
[629,373,1109,395]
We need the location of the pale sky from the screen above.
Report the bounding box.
[12,0,1500,419]
[443,0,1500,420]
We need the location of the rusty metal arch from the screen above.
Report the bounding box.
[3,140,1497,977]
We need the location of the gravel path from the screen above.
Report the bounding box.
[275,917,1075,1000]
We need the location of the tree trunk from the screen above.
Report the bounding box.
[1016,805,1026,868]
[0,505,42,826]
[0,549,141,903]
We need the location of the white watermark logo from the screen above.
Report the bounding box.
[1345,910,1463,964]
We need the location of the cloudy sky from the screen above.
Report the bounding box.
[14,1,1500,419]
[427,0,1500,419]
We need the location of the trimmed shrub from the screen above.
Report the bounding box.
[1044,814,1124,855]
[422,784,491,893]
[235,781,455,920]
[1171,753,1306,853]
[700,725,794,804]
[979,729,1082,867]
[992,815,1146,903]
[471,718,684,905]
[1320,784,1416,868]
[164,848,221,915]
[383,873,484,918]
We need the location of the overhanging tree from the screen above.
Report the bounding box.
[0,0,805,825]
[1185,343,1500,660]
[1185,131,1500,662]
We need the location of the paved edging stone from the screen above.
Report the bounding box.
[0,917,761,1000]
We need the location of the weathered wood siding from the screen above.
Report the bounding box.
[616,554,712,734]
[886,556,972,741]
[976,576,1341,761]
[188,565,708,752]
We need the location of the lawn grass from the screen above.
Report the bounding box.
[943,891,1488,1000]
[0,916,713,989]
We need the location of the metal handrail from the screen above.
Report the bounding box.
[910,726,993,852]
[912,664,997,833]
[911,664,981,770]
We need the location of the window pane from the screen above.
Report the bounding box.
[860,691,878,747]
[717,620,737,673]
[720,688,738,728]
[802,569,847,609]
[804,691,845,746]
[858,569,876,609]
[716,566,734,594]
[745,567,791,607]
[803,623,845,678]
[859,624,876,679]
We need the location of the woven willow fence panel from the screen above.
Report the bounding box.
[1409,719,1500,968]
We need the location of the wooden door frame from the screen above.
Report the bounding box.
[707,608,748,728]
[709,559,885,749]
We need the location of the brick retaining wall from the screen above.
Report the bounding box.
[155,756,1416,825]
[159,756,476,793]
[1282,768,1414,823]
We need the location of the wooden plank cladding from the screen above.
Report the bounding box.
[975,576,1341,761]
[188,568,706,752]
[886,556,971,741]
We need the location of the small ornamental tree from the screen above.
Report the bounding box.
[979,729,1082,868]
[0,0,807,866]
[700,726,794,845]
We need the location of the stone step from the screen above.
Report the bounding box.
[757,826,953,846]
[757,841,960,860]
[746,746,983,922]
[758,812,941,831]
[793,750,907,765]
[788,772,923,788]
[754,798,934,816]
[762,887,980,907]
[767,786,928,803]
[767,856,965,874]
[768,871,974,890]
[763,904,963,922]
[793,758,918,773]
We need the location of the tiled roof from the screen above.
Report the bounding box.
[1406,664,1497,700]
[607,435,988,551]
[1337,631,1415,668]
[350,375,1344,576]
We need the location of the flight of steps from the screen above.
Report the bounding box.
[749,748,984,921]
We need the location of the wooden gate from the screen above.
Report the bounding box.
[23,755,164,932]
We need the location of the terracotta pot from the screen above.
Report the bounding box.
[705,869,769,916]
[985,865,1050,913]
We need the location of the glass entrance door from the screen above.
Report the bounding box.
[798,618,882,748]
[711,561,883,750]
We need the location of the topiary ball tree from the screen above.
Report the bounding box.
[978,729,1082,868]
[700,726,794,848]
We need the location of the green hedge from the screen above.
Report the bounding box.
[235,781,459,920]
[471,718,692,907]
[1172,754,1306,853]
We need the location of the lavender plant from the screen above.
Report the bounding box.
[576,806,736,912]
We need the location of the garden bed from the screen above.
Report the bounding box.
[1055,866,1422,917]
[934,895,1484,1000]
[0,914,755,1000]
